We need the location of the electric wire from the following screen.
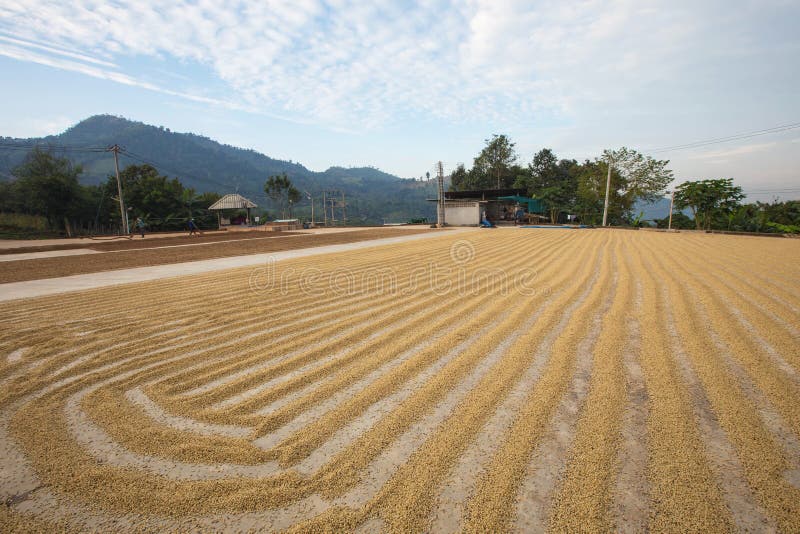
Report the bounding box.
[0,141,109,153]
[118,148,235,192]
[644,122,800,154]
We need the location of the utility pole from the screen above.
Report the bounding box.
[109,144,129,235]
[304,191,314,226]
[323,190,340,225]
[341,191,347,225]
[322,191,327,226]
[602,154,613,227]
[437,161,445,227]
[667,190,675,230]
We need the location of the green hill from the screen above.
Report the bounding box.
[0,115,436,224]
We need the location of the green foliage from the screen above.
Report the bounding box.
[674,178,744,230]
[1,115,437,225]
[450,139,671,225]
[265,173,302,218]
[606,147,673,204]
[759,199,800,227]
[97,164,217,231]
[449,164,468,191]
[0,212,53,239]
[113,164,183,220]
[603,147,673,221]
[574,159,610,225]
[655,212,695,229]
[10,148,83,231]
[6,117,795,233]
[568,149,673,225]
[515,149,579,223]
[723,200,800,233]
[656,187,797,233]
[0,212,47,231]
[765,222,800,234]
[469,134,518,190]
[0,212,56,239]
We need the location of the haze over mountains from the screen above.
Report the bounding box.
[1,115,437,224]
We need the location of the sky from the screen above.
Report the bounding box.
[0,0,798,200]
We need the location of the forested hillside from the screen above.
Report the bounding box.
[0,115,436,224]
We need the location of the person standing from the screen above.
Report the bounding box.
[514,206,525,226]
[134,217,146,238]
[188,218,201,237]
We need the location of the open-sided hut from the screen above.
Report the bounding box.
[208,194,258,228]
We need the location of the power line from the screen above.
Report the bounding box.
[742,189,800,194]
[0,141,108,153]
[0,141,256,195]
[118,148,234,192]
[645,122,800,154]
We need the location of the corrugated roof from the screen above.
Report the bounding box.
[444,188,525,200]
[208,194,258,210]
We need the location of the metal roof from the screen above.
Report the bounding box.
[444,188,526,200]
[208,194,258,210]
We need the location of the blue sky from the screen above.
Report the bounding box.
[1,0,798,200]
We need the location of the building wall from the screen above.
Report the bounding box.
[445,201,481,226]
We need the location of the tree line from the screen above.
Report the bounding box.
[1,143,797,237]
[666,178,799,233]
[451,134,799,232]
[0,148,220,236]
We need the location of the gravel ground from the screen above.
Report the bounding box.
[1,229,799,532]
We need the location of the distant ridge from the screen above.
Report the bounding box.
[1,115,436,224]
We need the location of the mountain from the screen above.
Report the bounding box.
[0,115,437,224]
[633,197,692,223]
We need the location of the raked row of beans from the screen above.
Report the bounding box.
[1,229,798,532]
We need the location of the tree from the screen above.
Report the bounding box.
[449,164,468,191]
[515,149,579,223]
[12,148,83,233]
[265,173,301,218]
[103,164,186,230]
[575,147,672,225]
[472,134,518,189]
[575,159,621,224]
[673,178,744,230]
[655,212,694,229]
[606,147,673,212]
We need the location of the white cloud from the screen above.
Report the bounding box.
[0,34,117,67]
[0,0,795,134]
[0,42,234,107]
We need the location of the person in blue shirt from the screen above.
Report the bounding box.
[480,210,495,228]
[188,218,201,236]
[514,206,525,226]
